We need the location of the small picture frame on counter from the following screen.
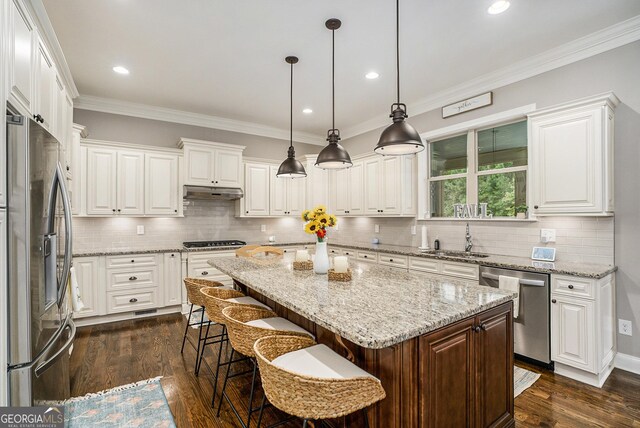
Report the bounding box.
[531,247,556,262]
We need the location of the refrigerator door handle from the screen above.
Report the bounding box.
[53,163,73,306]
[7,314,71,372]
[34,318,76,378]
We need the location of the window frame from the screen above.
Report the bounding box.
[425,118,529,219]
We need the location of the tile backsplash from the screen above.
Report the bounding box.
[73,200,614,265]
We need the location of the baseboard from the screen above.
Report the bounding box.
[615,352,640,375]
[554,360,615,388]
[74,305,182,327]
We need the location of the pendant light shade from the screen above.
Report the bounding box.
[277,56,307,178]
[374,0,424,156]
[316,18,352,170]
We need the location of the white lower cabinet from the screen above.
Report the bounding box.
[408,257,479,281]
[72,256,106,319]
[550,273,616,387]
[186,251,235,287]
[164,252,182,306]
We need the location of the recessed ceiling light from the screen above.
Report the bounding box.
[365,71,379,80]
[112,66,130,75]
[488,0,510,14]
[302,108,313,114]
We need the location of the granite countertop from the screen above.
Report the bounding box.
[73,240,616,279]
[208,256,515,349]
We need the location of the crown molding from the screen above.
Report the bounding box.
[342,14,640,140]
[26,0,79,98]
[74,95,326,146]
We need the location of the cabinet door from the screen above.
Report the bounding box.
[145,153,179,215]
[332,168,350,215]
[551,296,595,372]
[381,156,401,214]
[163,252,182,306]
[244,163,270,216]
[420,318,475,428]
[73,257,103,318]
[287,176,306,216]
[349,162,364,215]
[530,108,603,215]
[475,304,514,428]
[35,41,55,131]
[401,155,417,215]
[305,160,329,209]
[184,145,214,186]
[269,166,287,216]
[364,158,381,215]
[214,149,242,187]
[86,147,117,215]
[117,151,145,215]
[8,0,35,114]
[70,126,84,215]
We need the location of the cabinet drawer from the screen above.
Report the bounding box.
[552,275,594,299]
[378,253,408,269]
[440,261,479,280]
[188,250,235,264]
[107,288,158,314]
[107,254,157,268]
[189,266,228,280]
[341,249,356,257]
[328,247,343,256]
[107,267,159,291]
[409,257,440,273]
[357,250,378,263]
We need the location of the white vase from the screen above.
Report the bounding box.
[313,241,330,274]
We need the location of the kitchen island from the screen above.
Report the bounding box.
[209,256,516,427]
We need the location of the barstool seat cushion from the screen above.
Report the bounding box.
[245,317,314,339]
[271,344,375,380]
[225,296,270,309]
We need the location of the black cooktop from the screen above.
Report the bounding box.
[183,240,247,249]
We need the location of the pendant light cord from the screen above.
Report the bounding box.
[290,61,293,149]
[332,28,336,132]
[396,0,400,105]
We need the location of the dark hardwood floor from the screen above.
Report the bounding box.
[70,314,640,427]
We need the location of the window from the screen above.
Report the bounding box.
[427,120,528,218]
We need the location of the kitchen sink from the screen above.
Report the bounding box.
[427,250,490,259]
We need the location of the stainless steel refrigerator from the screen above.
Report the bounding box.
[6,109,76,406]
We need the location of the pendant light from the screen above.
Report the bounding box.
[374,0,424,156]
[315,18,352,170]
[277,56,307,178]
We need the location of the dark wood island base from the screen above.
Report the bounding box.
[238,282,515,428]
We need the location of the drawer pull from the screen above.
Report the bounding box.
[363,255,368,258]
[202,271,209,276]
[129,298,138,303]
[552,299,557,304]
[390,259,394,262]
[568,284,574,289]
[131,259,135,263]
[129,276,137,281]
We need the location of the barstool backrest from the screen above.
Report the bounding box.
[199,286,246,324]
[184,278,224,306]
[254,335,386,421]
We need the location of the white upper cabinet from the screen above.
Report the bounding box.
[34,40,55,132]
[145,153,179,216]
[363,158,381,215]
[179,139,244,188]
[86,147,118,215]
[7,0,35,115]
[529,93,617,216]
[243,163,270,216]
[269,165,306,216]
[380,156,402,214]
[348,162,364,215]
[303,155,329,210]
[286,174,306,216]
[116,151,145,215]
[332,167,351,215]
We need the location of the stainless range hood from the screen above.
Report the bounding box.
[183,185,244,200]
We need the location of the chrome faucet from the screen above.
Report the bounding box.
[465,223,473,253]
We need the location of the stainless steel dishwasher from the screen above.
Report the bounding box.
[479,266,551,366]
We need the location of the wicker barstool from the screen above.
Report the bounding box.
[218,305,314,428]
[199,286,271,410]
[254,335,386,427]
[181,278,227,375]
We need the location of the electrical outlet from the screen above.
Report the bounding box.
[540,228,556,243]
[374,224,380,233]
[136,225,144,235]
[411,225,417,235]
[619,319,632,336]
[260,224,267,232]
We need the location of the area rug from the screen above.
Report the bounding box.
[62,377,176,428]
[514,366,541,397]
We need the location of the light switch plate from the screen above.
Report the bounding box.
[540,228,556,243]
[137,225,144,235]
[374,224,380,233]
[411,225,417,235]
[260,224,267,232]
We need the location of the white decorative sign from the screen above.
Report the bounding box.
[442,92,493,118]
[453,203,492,219]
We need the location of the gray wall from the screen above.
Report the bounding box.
[73,109,322,159]
[344,41,640,359]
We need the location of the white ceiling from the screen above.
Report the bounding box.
[44,0,640,143]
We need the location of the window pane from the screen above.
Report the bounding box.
[430,134,467,177]
[477,120,527,171]
[478,171,527,217]
[430,178,466,217]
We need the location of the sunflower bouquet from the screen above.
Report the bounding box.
[301,205,337,243]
